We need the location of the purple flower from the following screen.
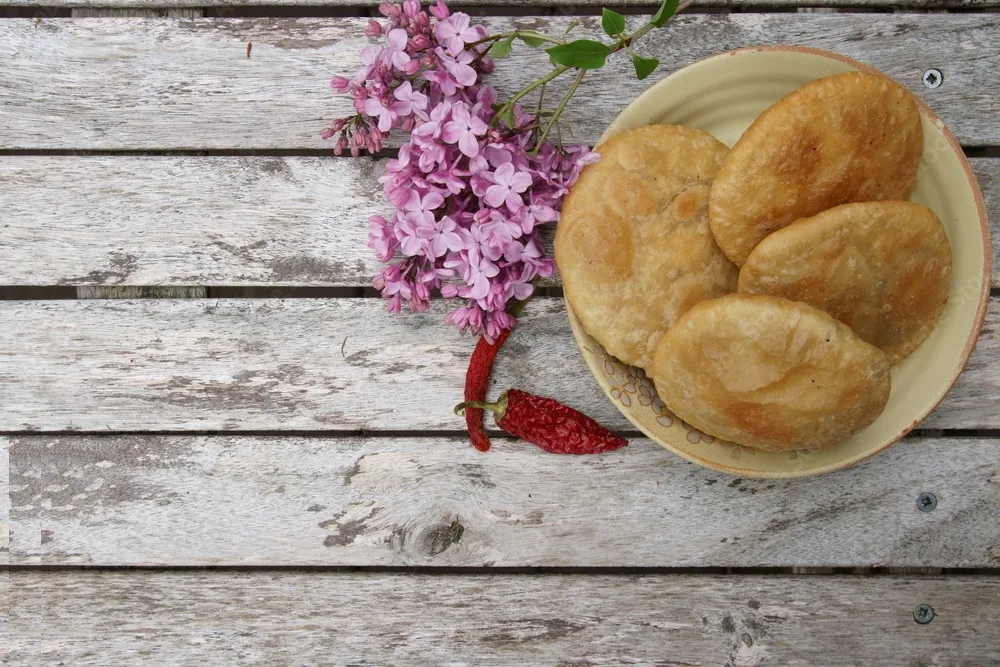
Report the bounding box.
[518,202,558,234]
[505,273,535,302]
[382,29,412,70]
[465,155,493,196]
[427,159,466,194]
[425,215,465,258]
[441,104,487,157]
[465,248,500,299]
[403,0,421,18]
[424,48,477,96]
[480,210,522,246]
[439,48,477,86]
[428,0,450,19]
[368,215,398,262]
[485,162,532,211]
[391,81,428,118]
[326,2,603,338]
[353,46,380,85]
[433,12,482,56]
[363,96,399,132]
[395,214,427,256]
[414,135,447,173]
[403,190,445,227]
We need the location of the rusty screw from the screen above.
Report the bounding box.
[923,69,943,89]
[913,603,934,624]
[917,492,937,512]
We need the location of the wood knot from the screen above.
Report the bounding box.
[420,518,464,557]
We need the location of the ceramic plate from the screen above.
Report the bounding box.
[566,46,991,478]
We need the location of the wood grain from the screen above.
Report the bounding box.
[7,570,1000,665]
[8,434,1000,567]
[0,298,995,432]
[1,15,997,149]
[10,0,1000,7]
[2,156,997,287]
[1,439,9,566]
[0,156,381,287]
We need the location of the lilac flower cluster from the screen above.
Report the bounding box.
[324,0,598,340]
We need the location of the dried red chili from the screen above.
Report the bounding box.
[463,329,511,452]
[456,389,629,455]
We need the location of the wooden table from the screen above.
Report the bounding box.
[1,0,999,662]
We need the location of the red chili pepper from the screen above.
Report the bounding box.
[463,330,511,452]
[456,389,628,455]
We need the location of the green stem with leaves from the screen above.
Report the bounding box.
[531,68,586,154]
[490,65,570,128]
[488,0,693,149]
[468,30,566,49]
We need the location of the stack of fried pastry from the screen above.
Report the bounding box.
[555,71,953,452]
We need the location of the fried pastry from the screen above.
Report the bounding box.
[556,124,738,369]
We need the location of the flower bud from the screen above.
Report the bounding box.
[429,0,450,19]
[364,19,384,37]
[334,135,349,155]
[409,34,430,51]
[479,55,494,74]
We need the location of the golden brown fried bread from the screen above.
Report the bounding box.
[556,124,738,369]
[650,294,891,451]
[709,71,923,267]
[739,201,951,364]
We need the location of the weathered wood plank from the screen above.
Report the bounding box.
[0,156,380,287]
[7,570,1000,665]
[8,434,1000,567]
[1,15,997,149]
[0,298,995,432]
[10,0,1000,8]
[2,156,997,287]
[0,439,9,566]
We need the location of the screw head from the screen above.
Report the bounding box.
[917,492,937,512]
[913,603,934,624]
[923,68,943,89]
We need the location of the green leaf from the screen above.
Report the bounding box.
[490,36,514,59]
[631,53,659,80]
[563,20,580,35]
[650,0,680,28]
[517,31,548,48]
[601,9,626,37]
[498,106,516,129]
[545,39,610,70]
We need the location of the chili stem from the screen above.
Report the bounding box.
[455,392,510,418]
